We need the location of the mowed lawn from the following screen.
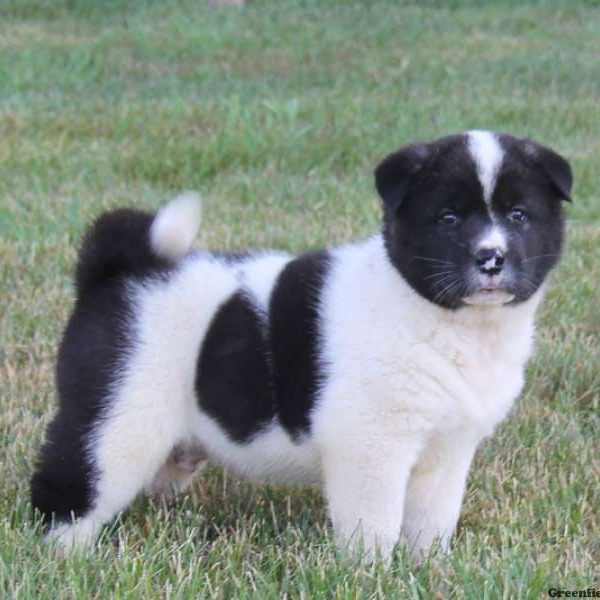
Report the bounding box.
[1,0,598,597]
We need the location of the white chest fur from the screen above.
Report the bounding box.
[314,236,542,440]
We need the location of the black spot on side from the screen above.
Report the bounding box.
[196,292,274,443]
[31,281,134,524]
[269,250,330,439]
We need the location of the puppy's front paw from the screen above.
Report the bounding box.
[335,525,396,567]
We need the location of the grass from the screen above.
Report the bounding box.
[1,0,598,597]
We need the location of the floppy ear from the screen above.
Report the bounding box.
[523,139,573,202]
[374,143,431,211]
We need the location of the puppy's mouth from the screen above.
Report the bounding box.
[462,289,515,306]
[462,276,516,306]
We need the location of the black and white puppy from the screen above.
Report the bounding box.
[31,131,572,561]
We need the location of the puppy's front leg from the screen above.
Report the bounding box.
[321,436,423,563]
[402,430,478,560]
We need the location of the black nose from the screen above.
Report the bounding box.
[475,248,505,275]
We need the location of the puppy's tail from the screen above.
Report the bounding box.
[75,193,202,296]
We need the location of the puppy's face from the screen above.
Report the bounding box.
[376,131,572,309]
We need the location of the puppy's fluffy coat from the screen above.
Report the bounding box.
[31,131,572,561]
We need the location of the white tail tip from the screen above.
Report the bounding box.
[149,192,202,261]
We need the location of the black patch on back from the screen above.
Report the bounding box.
[196,292,273,442]
[269,250,330,438]
[31,281,134,523]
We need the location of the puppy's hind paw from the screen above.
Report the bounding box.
[44,518,100,555]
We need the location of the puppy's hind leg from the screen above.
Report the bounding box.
[38,385,186,553]
[31,192,204,551]
[31,410,100,544]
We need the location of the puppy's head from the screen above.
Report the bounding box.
[375,131,572,309]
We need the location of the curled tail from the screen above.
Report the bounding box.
[75,193,201,296]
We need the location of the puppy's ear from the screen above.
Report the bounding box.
[523,139,573,202]
[374,143,431,211]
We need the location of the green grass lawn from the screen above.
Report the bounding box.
[1,1,598,597]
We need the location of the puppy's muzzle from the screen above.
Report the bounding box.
[475,248,505,276]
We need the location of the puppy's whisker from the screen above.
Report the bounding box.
[450,282,468,308]
[515,270,537,296]
[521,253,559,264]
[432,275,462,305]
[429,274,459,289]
[423,270,455,281]
[440,281,461,305]
[408,256,454,266]
[519,273,539,296]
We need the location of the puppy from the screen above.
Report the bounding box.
[31,131,572,561]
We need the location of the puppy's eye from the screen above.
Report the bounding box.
[438,210,461,226]
[507,207,529,223]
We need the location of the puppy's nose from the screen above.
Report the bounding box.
[475,248,505,275]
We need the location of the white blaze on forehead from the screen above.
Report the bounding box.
[467,130,504,206]
[478,225,507,252]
